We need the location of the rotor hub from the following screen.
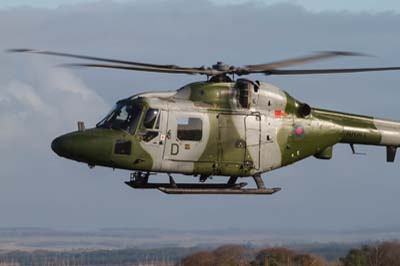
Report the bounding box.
[212,61,230,71]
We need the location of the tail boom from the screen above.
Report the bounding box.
[313,108,400,162]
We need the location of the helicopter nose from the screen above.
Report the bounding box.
[51,130,114,164]
[51,134,77,159]
[51,136,64,156]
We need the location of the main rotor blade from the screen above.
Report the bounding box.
[62,63,221,75]
[7,48,190,69]
[263,67,400,75]
[245,51,365,72]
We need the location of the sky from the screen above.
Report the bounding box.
[1,0,400,13]
[1,0,400,234]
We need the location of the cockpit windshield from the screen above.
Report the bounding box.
[96,102,143,134]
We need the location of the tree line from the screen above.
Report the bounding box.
[178,245,326,266]
[0,241,399,265]
[340,241,400,266]
[179,241,400,266]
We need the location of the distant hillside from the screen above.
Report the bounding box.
[0,227,399,252]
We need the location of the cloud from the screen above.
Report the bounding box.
[0,60,108,149]
[0,80,48,142]
[4,81,48,112]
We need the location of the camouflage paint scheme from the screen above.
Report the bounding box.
[52,79,400,179]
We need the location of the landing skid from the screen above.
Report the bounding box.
[159,187,281,195]
[124,172,281,195]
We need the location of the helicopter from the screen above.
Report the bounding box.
[9,49,400,194]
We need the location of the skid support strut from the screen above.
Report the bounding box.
[253,174,266,189]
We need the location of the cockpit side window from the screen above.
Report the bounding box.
[140,108,161,142]
[143,108,159,129]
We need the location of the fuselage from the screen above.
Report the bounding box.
[51,79,400,177]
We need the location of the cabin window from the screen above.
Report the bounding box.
[177,117,202,141]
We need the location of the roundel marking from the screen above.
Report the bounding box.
[294,125,305,137]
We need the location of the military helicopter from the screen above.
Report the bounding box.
[9,49,400,194]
